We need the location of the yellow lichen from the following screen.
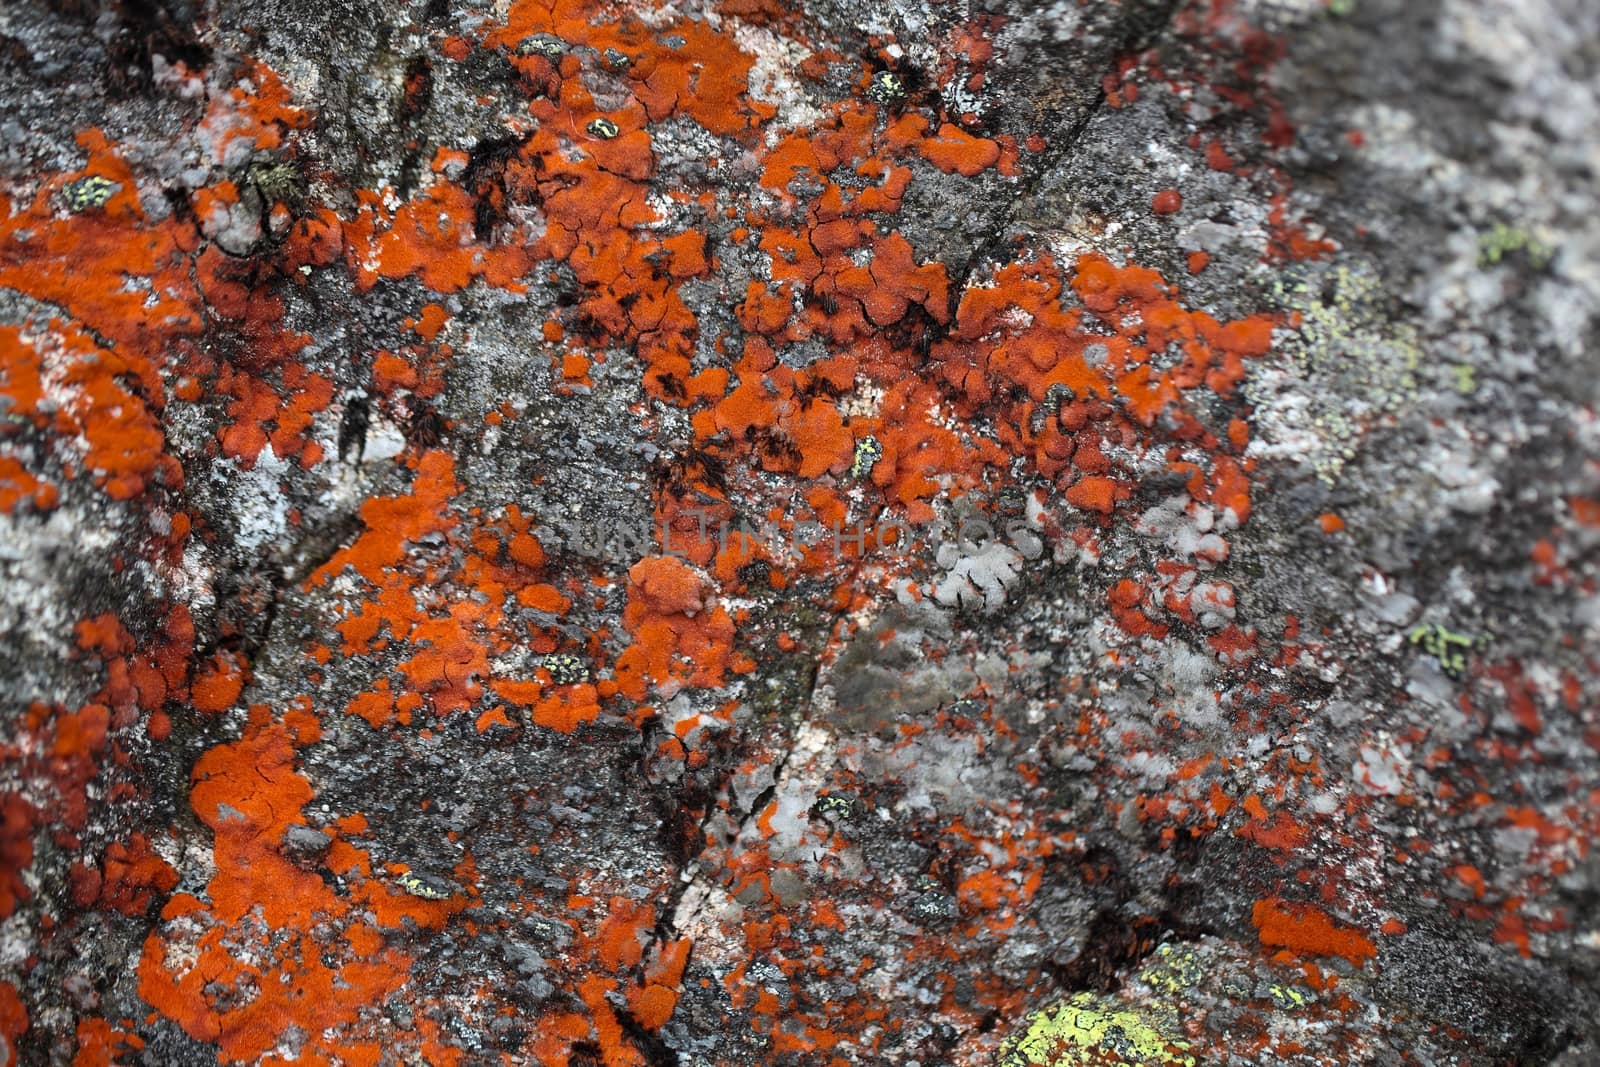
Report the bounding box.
[1251,264,1421,485]
[1478,224,1552,270]
[1137,944,1203,996]
[998,992,1195,1067]
[1266,982,1312,1009]
[1408,622,1486,678]
[396,871,452,900]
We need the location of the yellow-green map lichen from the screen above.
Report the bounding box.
[1248,263,1421,485]
[397,871,453,900]
[1408,622,1487,678]
[1477,224,1552,270]
[998,992,1195,1067]
[1136,944,1204,997]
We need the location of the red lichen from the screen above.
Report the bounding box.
[1252,897,1377,967]
[0,795,32,920]
[139,710,436,1063]
[0,982,27,1067]
[0,2,1348,1061]
[98,834,179,916]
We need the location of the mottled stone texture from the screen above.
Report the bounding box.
[0,0,1597,1064]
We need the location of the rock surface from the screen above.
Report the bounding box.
[1,0,1597,1064]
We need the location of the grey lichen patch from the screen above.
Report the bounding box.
[249,161,305,206]
[1247,263,1421,485]
[1137,943,1205,997]
[744,644,820,725]
[517,34,566,59]
[908,876,958,925]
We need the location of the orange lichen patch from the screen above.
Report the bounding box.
[1108,579,1169,640]
[400,37,745,402]
[714,374,779,438]
[1451,864,1487,900]
[736,280,793,336]
[0,120,337,484]
[1493,911,1533,958]
[1237,807,1310,852]
[191,241,322,455]
[190,651,247,714]
[0,457,52,514]
[495,1,775,137]
[577,975,635,1066]
[73,1018,144,1066]
[1211,455,1253,522]
[865,377,1007,523]
[99,833,179,916]
[927,251,1272,559]
[0,324,169,501]
[0,983,25,1067]
[530,683,604,733]
[594,896,654,970]
[346,684,402,728]
[411,302,452,342]
[1266,193,1337,262]
[0,133,200,362]
[32,703,111,831]
[1065,476,1120,515]
[918,122,1003,176]
[371,350,420,393]
[67,605,193,739]
[140,711,415,1062]
[561,352,593,384]
[0,330,45,419]
[185,715,317,923]
[197,60,309,163]
[396,602,493,714]
[627,556,710,617]
[841,231,951,327]
[346,184,533,293]
[475,706,515,734]
[1152,188,1183,215]
[614,557,737,701]
[312,450,460,586]
[628,982,679,1029]
[1482,661,1544,735]
[757,219,950,348]
[0,795,32,920]
[1252,898,1377,967]
[781,400,853,478]
[519,582,572,614]
[1504,804,1571,847]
